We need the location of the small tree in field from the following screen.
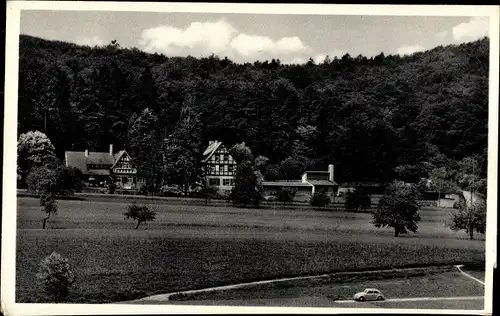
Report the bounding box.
[124,204,156,229]
[275,187,297,206]
[372,181,421,237]
[27,166,59,229]
[36,252,75,302]
[310,190,331,208]
[345,188,371,212]
[40,194,58,229]
[449,197,486,240]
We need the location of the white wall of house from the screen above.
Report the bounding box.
[206,176,234,191]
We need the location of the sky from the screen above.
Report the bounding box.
[19,10,490,64]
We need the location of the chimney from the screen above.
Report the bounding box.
[85,149,89,158]
[328,164,334,182]
[109,144,113,155]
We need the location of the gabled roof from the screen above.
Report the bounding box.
[111,150,129,169]
[65,151,115,174]
[202,141,223,162]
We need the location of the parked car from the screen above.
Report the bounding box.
[353,288,385,301]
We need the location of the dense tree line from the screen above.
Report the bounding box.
[17,35,489,189]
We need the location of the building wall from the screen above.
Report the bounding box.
[206,175,234,192]
[438,198,456,208]
[263,186,313,202]
[204,144,237,192]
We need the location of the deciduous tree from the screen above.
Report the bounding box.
[372,181,421,237]
[124,204,157,229]
[230,160,262,207]
[449,197,486,240]
[18,131,57,184]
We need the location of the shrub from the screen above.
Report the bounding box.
[345,188,371,212]
[275,188,297,206]
[108,183,117,194]
[310,191,331,208]
[159,184,183,197]
[26,166,58,195]
[36,252,75,302]
[124,204,156,229]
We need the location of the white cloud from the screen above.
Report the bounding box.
[76,36,104,47]
[451,17,489,42]
[230,34,310,57]
[229,33,275,56]
[139,19,237,56]
[138,19,311,62]
[313,50,346,64]
[397,44,424,56]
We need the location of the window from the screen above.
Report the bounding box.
[224,165,229,174]
[220,154,224,161]
[209,178,220,186]
[215,165,220,174]
[224,154,229,161]
[211,155,216,162]
[223,179,234,186]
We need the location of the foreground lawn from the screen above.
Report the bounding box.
[16,197,485,303]
[171,272,484,309]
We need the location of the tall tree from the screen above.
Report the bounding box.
[129,108,164,193]
[163,95,204,194]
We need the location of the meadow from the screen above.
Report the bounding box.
[15,196,485,303]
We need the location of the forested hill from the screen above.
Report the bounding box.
[17,34,489,184]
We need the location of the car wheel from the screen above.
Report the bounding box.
[358,296,365,301]
[377,296,384,301]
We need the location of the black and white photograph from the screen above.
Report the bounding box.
[2,2,499,315]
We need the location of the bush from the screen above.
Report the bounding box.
[159,184,183,197]
[310,191,331,208]
[108,183,117,194]
[36,252,75,302]
[124,204,156,229]
[345,188,371,212]
[275,188,297,206]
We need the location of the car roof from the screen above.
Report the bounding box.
[365,288,380,291]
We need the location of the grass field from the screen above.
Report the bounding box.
[16,196,485,303]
